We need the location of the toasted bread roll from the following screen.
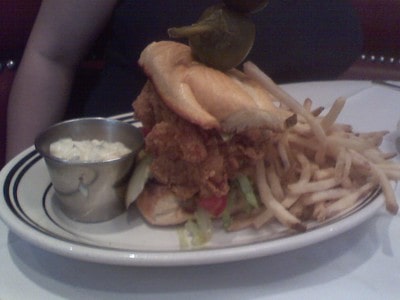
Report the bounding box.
[136,183,192,226]
[139,41,292,132]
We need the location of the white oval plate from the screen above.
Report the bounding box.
[0,81,388,267]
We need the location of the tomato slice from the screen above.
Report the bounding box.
[198,195,228,217]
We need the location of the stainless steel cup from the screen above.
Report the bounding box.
[35,117,144,223]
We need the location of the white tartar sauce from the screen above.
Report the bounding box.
[49,138,131,162]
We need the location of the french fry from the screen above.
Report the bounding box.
[229,62,400,236]
[288,177,339,194]
[327,123,352,134]
[296,153,313,183]
[325,182,376,217]
[282,194,301,209]
[228,211,263,232]
[369,163,399,214]
[252,209,274,229]
[357,131,389,147]
[320,97,346,131]
[303,98,313,112]
[266,164,285,201]
[378,163,400,179]
[363,148,396,163]
[313,167,336,180]
[244,61,327,145]
[290,123,312,136]
[313,202,328,221]
[302,188,351,206]
[277,132,291,170]
[256,160,306,231]
[311,106,325,117]
[348,149,399,214]
[335,148,352,187]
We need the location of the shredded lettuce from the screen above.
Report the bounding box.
[178,175,259,247]
[221,189,236,229]
[237,174,259,209]
[179,208,213,248]
[195,208,213,241]
[178,227,190,249]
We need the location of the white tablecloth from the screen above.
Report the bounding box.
[1,80,400,300]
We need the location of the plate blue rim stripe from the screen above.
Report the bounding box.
[4,150,39,224]
[1,123,382,251]
[0,111,387,265]
[1,115,146,249]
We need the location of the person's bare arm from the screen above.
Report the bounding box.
[6,0,119,161]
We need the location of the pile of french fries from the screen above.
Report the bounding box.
[228,62,400,232]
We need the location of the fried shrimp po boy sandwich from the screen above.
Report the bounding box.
[129,40,297,230]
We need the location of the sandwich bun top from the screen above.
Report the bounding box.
[138,41,291,132]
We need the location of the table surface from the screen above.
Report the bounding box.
[1,80,400,300]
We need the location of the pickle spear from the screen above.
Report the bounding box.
[168,4,255,71]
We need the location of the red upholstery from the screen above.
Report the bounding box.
[341,0,400,80]
[0,0,41,59]
[353,0,400,56]
[1,0,400,168]
[0,70,15,167]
